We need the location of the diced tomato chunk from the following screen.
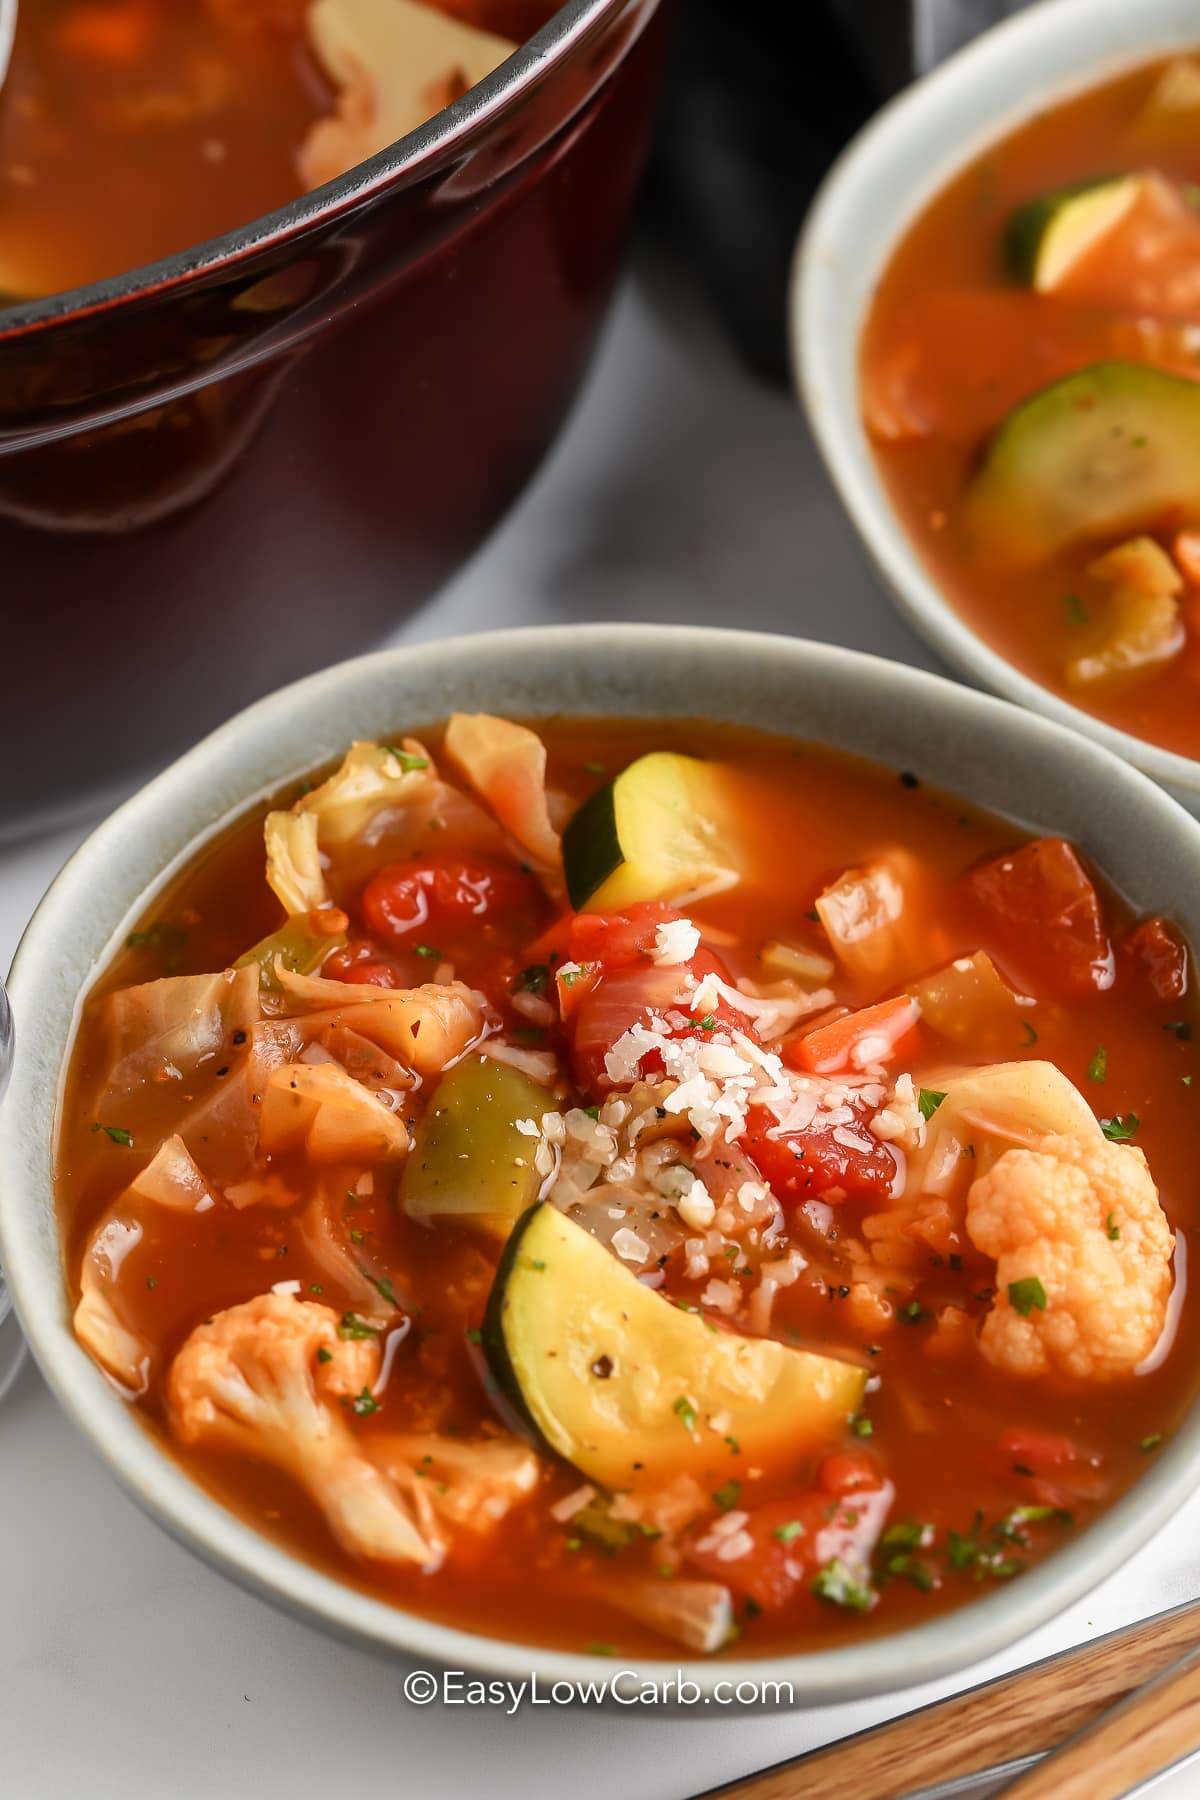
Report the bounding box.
[741,1102,899,1206]
[361,852,537,945]
[966,838,1113,996]
[1119,916,1189,1002]
[322,939,403,989]
[683,1455,891,1613]
[555,960,601,1021]
[788,995,920,1075]
[567,901,683,969]
[568,948,741,1092]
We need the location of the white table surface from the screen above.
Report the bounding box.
[3,274,1199,1799]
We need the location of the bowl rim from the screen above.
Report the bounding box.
[790,0,1200,798]
[0,0,642,343]
[5,620,1200,1700]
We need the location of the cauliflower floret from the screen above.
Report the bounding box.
[966,1131,1173,1380]
[366,1432,539,1560]
[167,1293,436,1566]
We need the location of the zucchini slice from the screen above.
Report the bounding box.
[400,1055,556,1241]
[483,1204,865,1489]
[562,751,738,911]
[1005,175,1144,290]
[966,361,1200,560]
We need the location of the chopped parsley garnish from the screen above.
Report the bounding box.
[316,1347,332,1364]
[811,1559,875,1612]
[466,1327,483,1345]
[673,1396,698,1432]
[368,1273,403,1310]
[881,1520,933,1553]
[1164,1021,1193,1041]
[712,1480,741,1512]
[917,1088,947,1121]
[1106,1212,1120,1241]
[91,1123,133,1147]
[584,1643,614,1656]
[414,944,442,960]
[583,762,607,777]
[1007,1277,1047,1317]
[696,1014,717,1031]
[381,746,429,771]
[1061,594,1089,627]
[773,1520,805,1544]
[560,967,585,989]
[898,1299,925,1324]
[1020,1021,1039,1046]
[584,1105,600,1120]
[1087,1046,1108,1083]
[885,1553,936,1592]
[145,1277,157,1289]
[348,1388,380,1416]
[724,1434,741,1455]
[349,1229,364,1244]
[1141,1433,1164,1453]
[337,1312,380,1340]
[513,964,550,997]
[1101,1113,1140,1142]
[850,1414,874,1438]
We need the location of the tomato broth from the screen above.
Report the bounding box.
[57,718,1200,1657]
[862,53,1200,761]
[0,0,555,301]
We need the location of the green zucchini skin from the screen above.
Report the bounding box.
[968,359,1200,559]
[561,783,622,912]
[479,1200,544,1435]
[1003,174,1131,285]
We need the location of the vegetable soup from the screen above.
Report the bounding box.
[58,716,1200,1657]
[0,0,554,301]
[862,53,1200,762]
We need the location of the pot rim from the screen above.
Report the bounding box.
[0,0,639,343]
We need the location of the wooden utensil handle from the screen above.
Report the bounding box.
[994,1640,1200,1800]
[701,1598,1200,1800]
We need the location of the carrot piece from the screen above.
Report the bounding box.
[788,994,920,1075]
[1173,529,1200,588]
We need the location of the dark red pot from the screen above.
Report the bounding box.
[0,0,669,834]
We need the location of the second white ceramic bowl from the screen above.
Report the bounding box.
[793,0,1200,801]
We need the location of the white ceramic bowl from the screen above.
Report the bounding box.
[793,0,1200,801]
[4,623,1200,1701]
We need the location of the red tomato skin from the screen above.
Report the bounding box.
[321,940,403,989]
[684,1456,891,1613]
[361,853,534,944]
[567,901,683,969]
[741,1103,899,1206]
[1119,916,1189,1002]
[568,948,740,1092]
[966,838,1114,997]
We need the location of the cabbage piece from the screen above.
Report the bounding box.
[103,965,260,1096]
[907,1059,1102,1199]
[297,0,517,190]
[298,1185,404,1320]
[443,713,561,869]
[265,810,328,915]
[260,1061,412,1163]
[296,738,438,851]
[1067,536,1185,687]
[593,1576,734,1654]
[74,1136,217,1392]
[272,965,483,1074]
[815,850,933,990]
